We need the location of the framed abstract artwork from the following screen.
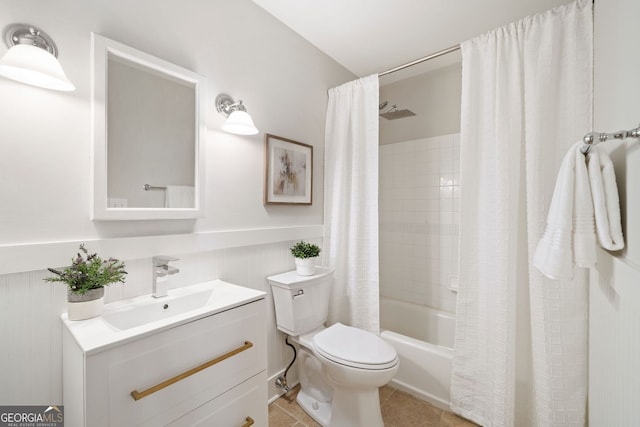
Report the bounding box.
[264,134,313,205]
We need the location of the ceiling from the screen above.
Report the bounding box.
[252,0,571,83]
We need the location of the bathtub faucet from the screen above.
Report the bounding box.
[152,256,179,298]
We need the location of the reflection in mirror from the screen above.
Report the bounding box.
[91,33,206,220]
[107,55,195,208]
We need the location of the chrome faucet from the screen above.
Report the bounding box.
[152,256,180,298]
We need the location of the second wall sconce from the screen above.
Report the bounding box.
[0,23,75,91]
[215,93,259,135]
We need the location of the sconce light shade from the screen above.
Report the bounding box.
[222,110,259,135]
[0,24,75,91]
[215,93,259,135]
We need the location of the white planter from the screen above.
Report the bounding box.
[295,257,317,276]
[67,288,105,321]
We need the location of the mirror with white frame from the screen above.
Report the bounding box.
[91,33,206,220]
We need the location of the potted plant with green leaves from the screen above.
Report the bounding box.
[290,241,321,276]
[45,244,127,320]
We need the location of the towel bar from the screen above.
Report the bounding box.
[581,122,640,154]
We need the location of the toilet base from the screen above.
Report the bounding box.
[329,387,384,427]
[297,389,331,427]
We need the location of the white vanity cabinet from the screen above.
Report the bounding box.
[62,281,267,427]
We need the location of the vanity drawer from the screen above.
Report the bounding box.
[167,371,267,427]
[85,299,266,426]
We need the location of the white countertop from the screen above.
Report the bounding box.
[61,280,265,355]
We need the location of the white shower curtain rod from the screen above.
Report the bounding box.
[378,0,596,78]
[378,44,460,77]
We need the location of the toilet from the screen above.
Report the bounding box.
[268,267,399,427]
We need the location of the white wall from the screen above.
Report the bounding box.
[0,0,353,245]
[379,63,461,145]
[0,0,354,405]
[379,134,460,314]
[589,0,640,425]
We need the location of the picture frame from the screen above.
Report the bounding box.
[264,134,313,205]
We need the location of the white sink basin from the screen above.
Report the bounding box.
[102,288,215,330]
[61,280,266,354]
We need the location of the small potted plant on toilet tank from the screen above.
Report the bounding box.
[290,241,321,276]
[45,244,127,320]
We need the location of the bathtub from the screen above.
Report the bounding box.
[380,297,455,410]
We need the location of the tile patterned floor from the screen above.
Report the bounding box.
[269,384,478,427]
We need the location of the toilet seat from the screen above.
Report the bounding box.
[313,323,398,370]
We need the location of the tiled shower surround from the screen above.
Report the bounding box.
[379,133,460,314]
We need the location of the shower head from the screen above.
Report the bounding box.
[379,104,416,120]
[380,109,416,120]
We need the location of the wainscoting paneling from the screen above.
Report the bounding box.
[0,238,320,405]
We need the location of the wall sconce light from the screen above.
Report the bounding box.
[0,24,75,91]
[215,93,259,135]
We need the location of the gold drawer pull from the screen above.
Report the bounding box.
[130,341,253,401]
[242,416,254,427]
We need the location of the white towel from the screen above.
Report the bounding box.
[533,141,596,280]
[165,185,195,208]
[586,148,624,251]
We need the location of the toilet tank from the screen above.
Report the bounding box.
[267,266,334,336]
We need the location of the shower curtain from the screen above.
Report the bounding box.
[323,74,380,334]
[451,1,592,426]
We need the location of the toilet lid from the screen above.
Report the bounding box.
[313,323,398,370]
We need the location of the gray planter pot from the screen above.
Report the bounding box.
[67,288,105,321]
[67,287,105,302]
